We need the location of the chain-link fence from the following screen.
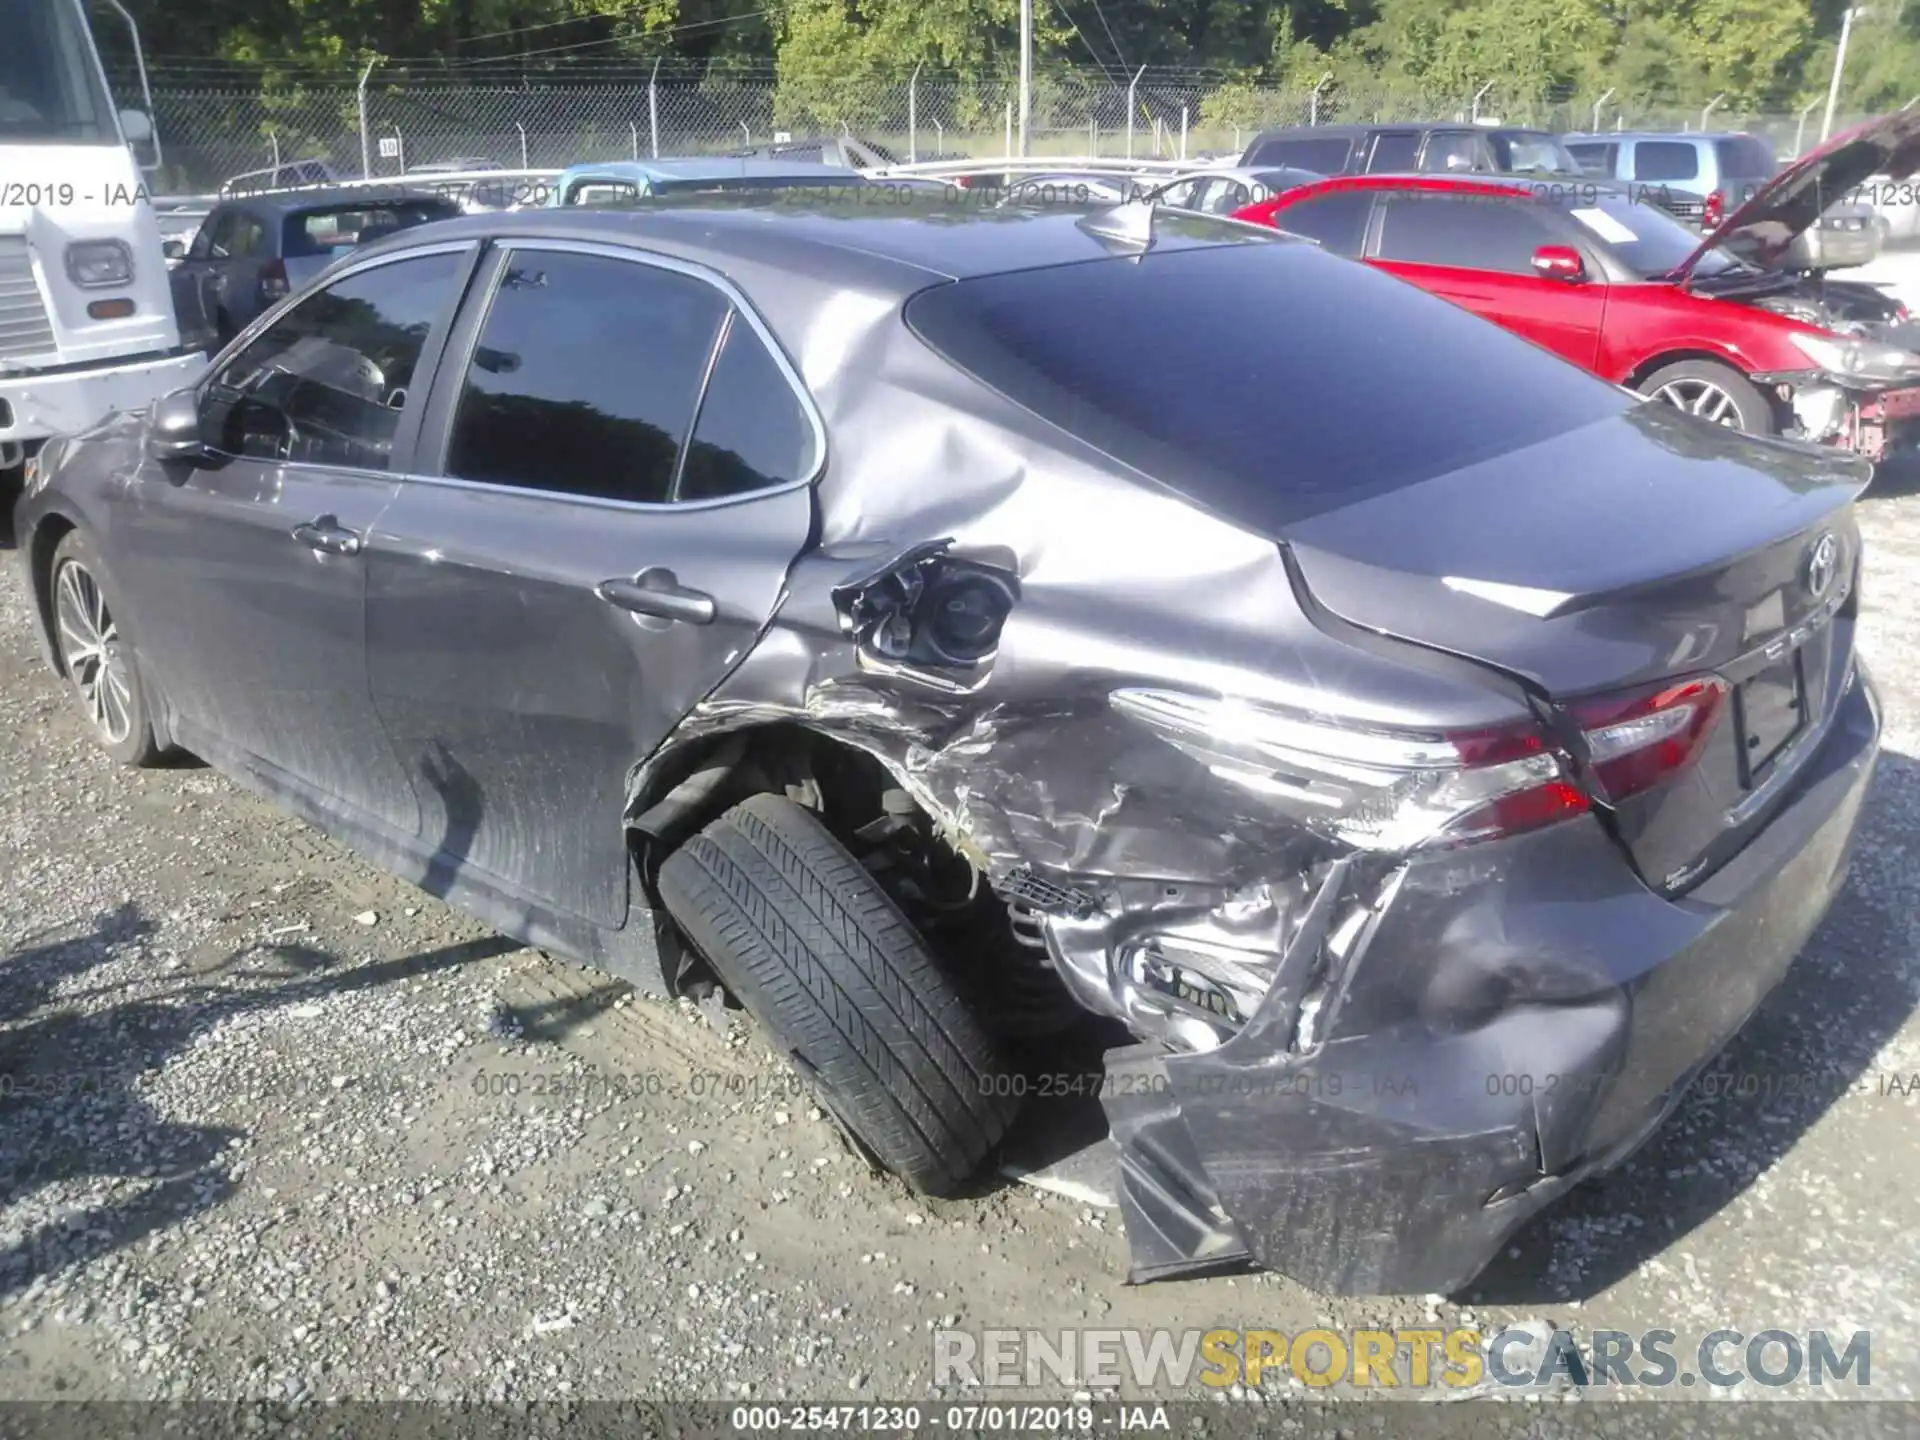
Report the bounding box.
[112,62,1891,196]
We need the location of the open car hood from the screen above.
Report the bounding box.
[1676,109,1920,281]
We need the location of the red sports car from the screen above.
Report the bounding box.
[1230,110,1920,457]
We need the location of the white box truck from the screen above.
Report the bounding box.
[2,0,204,493]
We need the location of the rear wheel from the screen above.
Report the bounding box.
[1639,360,1775,435]
[48,530,159,767]
[656,793,1021,1196]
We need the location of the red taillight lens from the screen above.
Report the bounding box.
[1567,676,1729,803]
[260,259,289,300]
[1436,719,1590,844]
[953,175,972,189]
[1702,189,1726,231]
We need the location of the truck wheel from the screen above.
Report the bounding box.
[1639,360,1776,435]
[657,793,1021,1196]
[47,530,160,767]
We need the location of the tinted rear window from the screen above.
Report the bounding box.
[905,242,1628,533]
[284,202,458,256]
[1634,141,1700,182]
[1714,135,1778,178]
[1250,136,1355,172]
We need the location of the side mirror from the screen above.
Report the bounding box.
[118,109,159,171]
[1532,244,1587,281]
[162,238,186,261]
[147,387,207,463]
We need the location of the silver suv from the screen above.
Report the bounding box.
[1565,130,1880,268]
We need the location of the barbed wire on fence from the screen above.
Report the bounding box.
[105,62,1889,194]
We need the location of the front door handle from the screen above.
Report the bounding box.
[596,568,716,625]
[291,516,363,556]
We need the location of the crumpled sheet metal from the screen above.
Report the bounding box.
[621,258,1684,1293]
[628,284,1523,891]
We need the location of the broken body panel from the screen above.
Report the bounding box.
[615,210,1879,1292]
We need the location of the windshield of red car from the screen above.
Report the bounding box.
[1562,194,1754,279]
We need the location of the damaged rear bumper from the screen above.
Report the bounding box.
[1100,666,1880,1295]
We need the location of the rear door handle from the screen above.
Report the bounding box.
[291,516,363,556]
[596,568,716,625]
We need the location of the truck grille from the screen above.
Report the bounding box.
[0,237,57,364]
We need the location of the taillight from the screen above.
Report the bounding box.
[259,258,289,301]
[1113,674,1730,853]
[953,175,972,189]
[1702,189,1726,231]
[1437,721,1591,844]
[1567,676,1728,803]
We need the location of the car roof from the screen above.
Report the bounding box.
[1562,131,1759,144]
[1274,172,1638,202]
[227,185,456,215]
[555,157,861,183]
[346,196,1283,291]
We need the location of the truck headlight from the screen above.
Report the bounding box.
[1790,330,1920,383]
[64,239,134,289]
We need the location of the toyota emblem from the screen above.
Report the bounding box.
[1806,532,1840,600]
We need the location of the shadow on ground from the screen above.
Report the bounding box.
[0,905,517,1297]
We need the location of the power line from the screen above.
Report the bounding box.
[447,6,787,66]
[1084,0,1130,73]
[1050,0,1117,81]
[459,0,777,46]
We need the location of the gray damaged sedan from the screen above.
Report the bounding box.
[12,195,1882,1295]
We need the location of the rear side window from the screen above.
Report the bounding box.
[1419,132,1488,173]
[678,314,817,501]
[1567,142,1615,177]
[283,202,457,257]
[1375,193,1555,273]
[444,250,729,504]
[1714,135,1779,178]
[1634,141,1700,182]
[904,242,1626,534]
[1272,190,1372,257]
[564,178,642,205]
[1250,136,1355,172]
[1366,132,1421,171]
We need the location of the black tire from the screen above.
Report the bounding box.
[1638,359,1776,435]
[47,530,160,767]
[656,794,1021,1195]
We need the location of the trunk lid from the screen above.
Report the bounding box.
[1675,109,1920,282]
[1281,404,1868,890]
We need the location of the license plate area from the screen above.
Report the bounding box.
[1734,650,1808,788]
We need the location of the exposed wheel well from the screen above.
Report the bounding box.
[628,724,948,882]
[28,513,78,677]
[628,724,1081,1037]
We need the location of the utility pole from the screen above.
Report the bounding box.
[1823,6,1864,144]
[1018,0,1033,156]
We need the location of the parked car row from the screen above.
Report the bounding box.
[1203,111,1920,459]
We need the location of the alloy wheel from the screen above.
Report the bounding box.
[1652,377,1743,427]
[53,559,134,746]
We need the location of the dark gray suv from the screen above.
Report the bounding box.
[14,196,1881,1296]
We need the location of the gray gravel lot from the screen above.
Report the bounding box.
[5,396,1920,1408]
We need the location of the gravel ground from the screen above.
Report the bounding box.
[3,431,1920,1410]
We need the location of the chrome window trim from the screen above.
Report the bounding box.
[403,234,829,513]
